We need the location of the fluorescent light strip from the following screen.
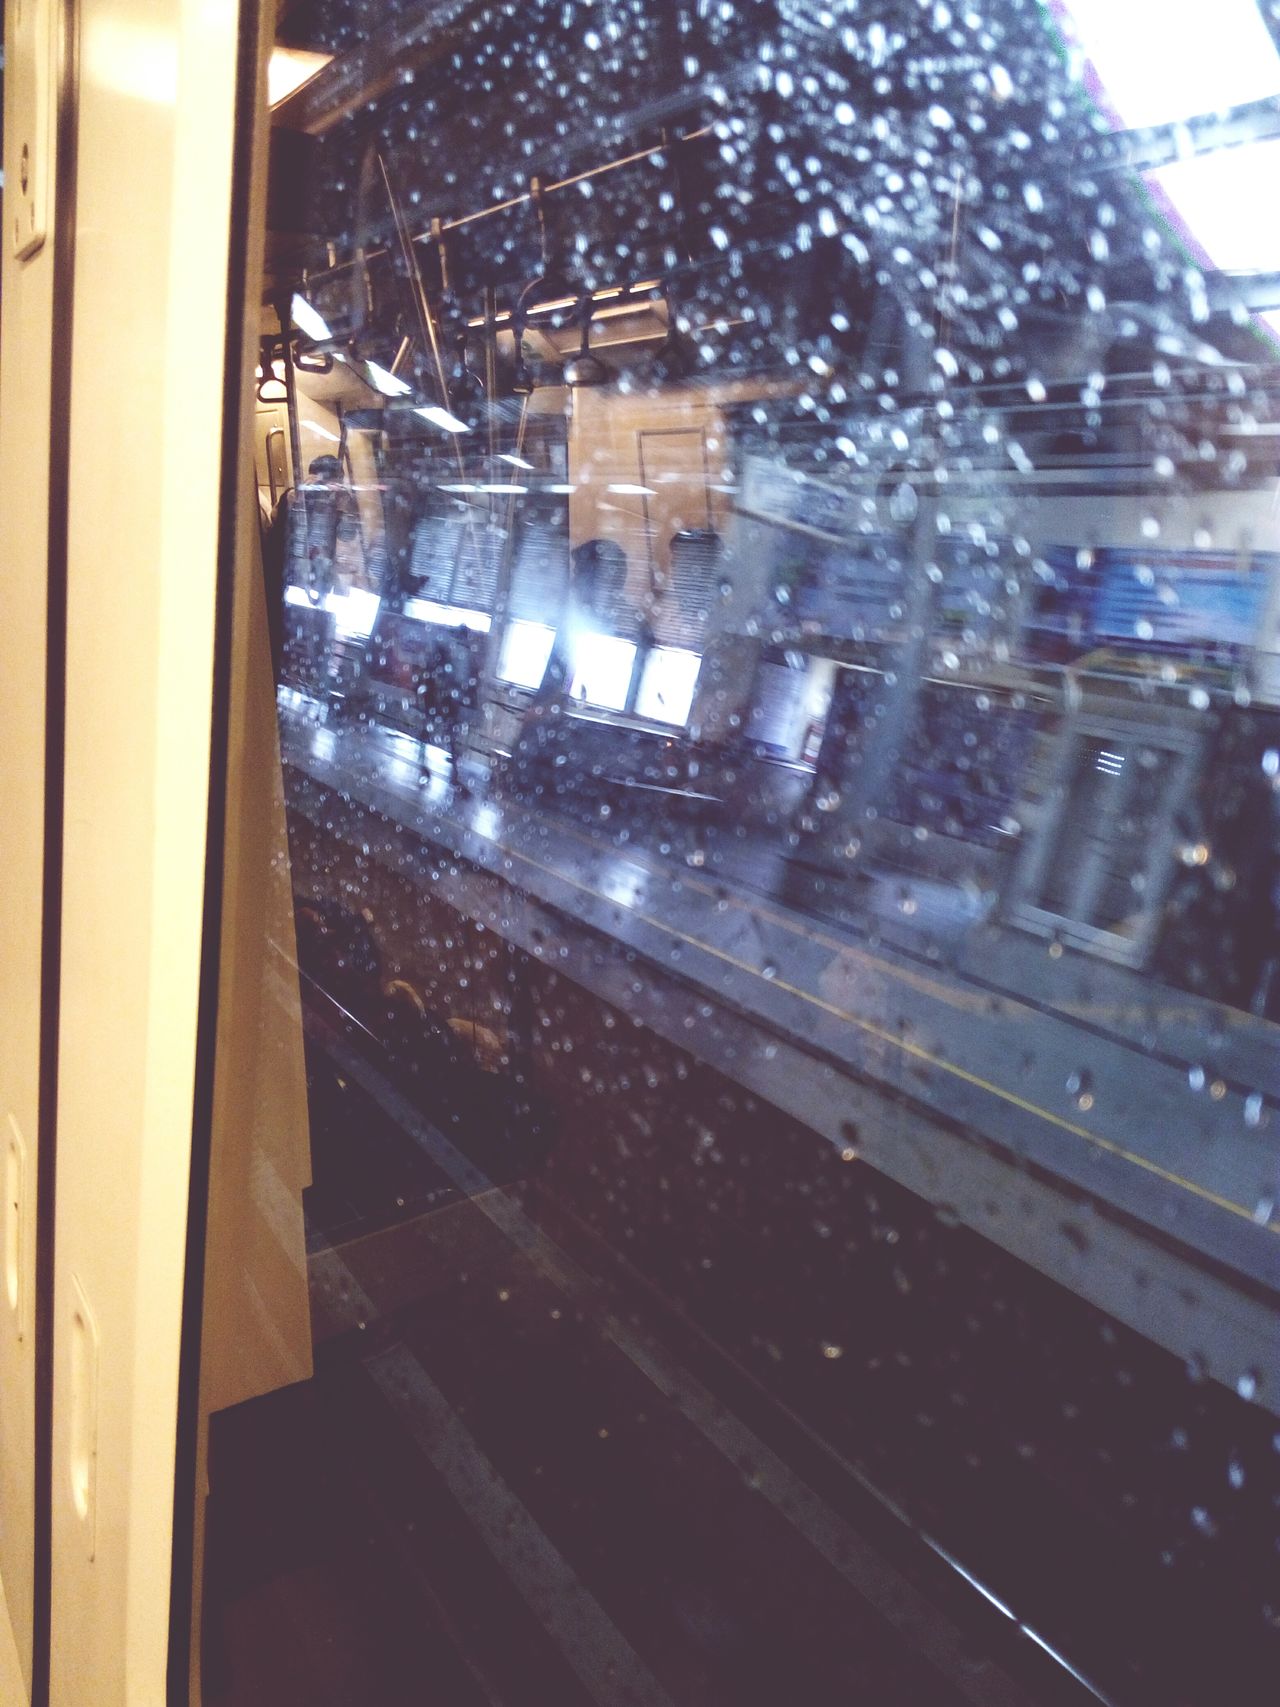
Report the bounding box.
[415,404,471,433]
[464,277,662,327]
[291,293,332,342]
[366,360,412,397]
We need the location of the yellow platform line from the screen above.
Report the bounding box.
[302,732,1267,1236]
[520,805,990,1014]
[498,839,1269,1234]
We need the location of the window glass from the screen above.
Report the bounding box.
[498,618,556,689]
[634,646,702,726]
[205,7,1280,1706]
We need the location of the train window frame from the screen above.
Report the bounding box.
[1005,711,1202,968]
[174,0,1280,1699]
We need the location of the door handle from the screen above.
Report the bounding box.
[266,425,286,507]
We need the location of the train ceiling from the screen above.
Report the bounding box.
[262,1,1280,483]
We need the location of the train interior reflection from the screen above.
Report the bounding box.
[200,6,1280,1705]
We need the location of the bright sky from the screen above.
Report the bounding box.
[1060,0,1280,129]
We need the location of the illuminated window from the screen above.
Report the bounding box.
[403,598,492,633]
[326,587,381,639]
[634,647,702,726]
[498,620,557,690]
[568,632,637,711]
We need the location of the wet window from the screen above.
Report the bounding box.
[203,6,1280,1706]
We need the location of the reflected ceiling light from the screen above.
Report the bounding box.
[478,482,528,494]
[500,453,535,470]
[302,419,341,443]
[601,869,645,910]
[546,483,577,494]
[472,802,503,839]
[1059,0,1280,130]
[415,404,472,433]
[1149,136,1280,272]
[607,482,656,496]
[366,360,413,397]
[438,482,479,493]
[268,47,333,108]
[464,281,661,328]
[291,293,331,342]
